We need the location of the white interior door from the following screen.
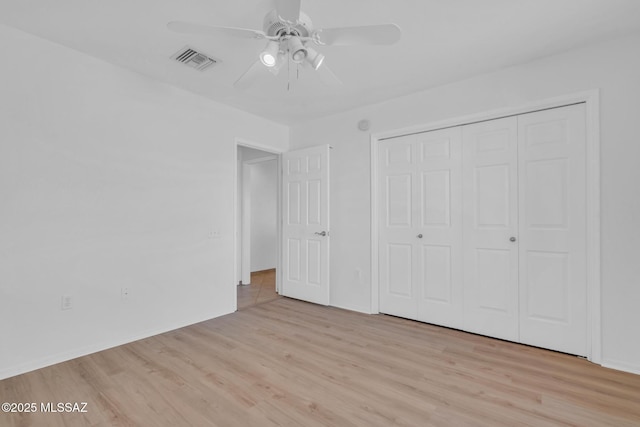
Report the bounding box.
[281,145,330,305]
[517,104,587,355]
[462,117,519,341]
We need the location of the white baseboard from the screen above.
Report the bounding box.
[330,302,373,315]
[602,358,640,376]
[0,310,232,381]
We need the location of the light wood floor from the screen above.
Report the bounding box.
[237,269,280,310]
[2,298,640,426]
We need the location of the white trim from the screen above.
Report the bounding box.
[374,91,598,141]
[370,90,601,363]
[241,162,251,284]
[370,133,380,314]
[244,155,278,165]
[236,138,285,155]
[331,303,373,315]
[584,92,602,364]
[276,154,282,294]
[602,359,640,376]
[0,310,229,380]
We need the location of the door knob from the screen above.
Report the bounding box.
[510,236,516,242]
[314,231,327,237]
[417,234,423,239]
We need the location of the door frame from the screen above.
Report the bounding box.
[370,90,601,363]
[235,139,283,302]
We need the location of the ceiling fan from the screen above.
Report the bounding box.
[167,0,401,89]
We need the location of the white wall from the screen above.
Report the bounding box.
[249,160,278,272]
[290,33,640,373]
[0,24,288,379]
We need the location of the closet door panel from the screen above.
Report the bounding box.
[379,136,418,319]
[415,128,463,329]
[379,128,463,328]
[518,104,587,356]
[462,117,519,341]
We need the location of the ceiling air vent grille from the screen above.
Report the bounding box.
[172,47,219,71]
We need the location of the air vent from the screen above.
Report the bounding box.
[172,47,219,71]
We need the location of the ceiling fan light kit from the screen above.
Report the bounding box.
[287,36,307,63]
[168,0,401,89]
[305,47,324,70]
[259,40,280,67]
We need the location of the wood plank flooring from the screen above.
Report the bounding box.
[237,269,280,310]
[2,297,640,426]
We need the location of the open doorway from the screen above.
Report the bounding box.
[236,145,281,310]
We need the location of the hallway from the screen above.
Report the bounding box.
[237,269,280,310]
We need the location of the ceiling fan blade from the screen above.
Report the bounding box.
[316,63,342,87]
[315,23,401,46]
[167,21,266,39]
[275,0,301,23]
[234,60,268,90]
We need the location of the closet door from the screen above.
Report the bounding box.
[379,104,589,357]
[517,104,587,356]
[462,117,519,341]
[414,128,463,329]
[379,135,419,319]
[379,128,463,327]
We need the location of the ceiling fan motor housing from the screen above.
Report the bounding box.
[263,10,313,38]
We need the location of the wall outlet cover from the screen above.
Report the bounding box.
[61,295,73,310]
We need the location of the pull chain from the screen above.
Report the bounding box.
[287,52,291,91]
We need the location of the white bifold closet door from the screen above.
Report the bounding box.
[516,105,587,356]
[462,116,520,342]
[379,127,463,329]
[379,103,588,356]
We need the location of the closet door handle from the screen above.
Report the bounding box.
[510,236,517,242]
[417,234,423,239]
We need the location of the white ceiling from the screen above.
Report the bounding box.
[2,0,640,125]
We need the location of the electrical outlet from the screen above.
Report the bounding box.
[121,287,130,301]
[61,295,73,310]
[208,230,221,239]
